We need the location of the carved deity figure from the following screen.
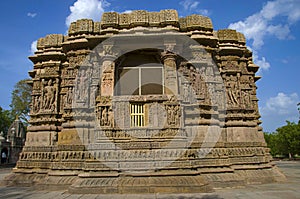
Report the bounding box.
[226,75,239,106]
[76,69,88,101]
[182,82,191,102]
[206,66,214,81]
[107,108,113,127]
[42,79,56,111]
[194,67,207,98]
[99,106,113,127]
[101,107,107,126]
[32,96,41,113]
[241,90,252,108]
[166,105,181,126]
[65,87,73,107]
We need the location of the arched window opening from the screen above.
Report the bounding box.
[115,50,164,96]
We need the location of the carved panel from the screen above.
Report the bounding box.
[68,54,87,68]
[58,130,82,145]
[149,12,160,26]
[162,53,178,95]
[64,87,74,109]
[130,10,148,26]
[100,61,114,96]
[179,17,187,31]
[75,69,90,103]
[160,10,178,26]
[93,22,101,34]
[31,95,41,114]
[96,106,113,127]
[119,13,130,28]
[225,75,240,107]
[101,12,119,28]
[217,29,239,41]
[44,66,59,76]
[40,78,58,112]
[223,60,239,71]
[148,102,166,128]
[44,34,64,48]
[166,104,181,127]
[68,22,77,35]
[186,15,213,31]
[76,19,94,33]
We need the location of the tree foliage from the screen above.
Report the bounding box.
[297,102,300,123]
[9,79,32,124]
[264,132,280,156]
[264,121,300,159]
[0,106,13,136]
[276,121,300,158]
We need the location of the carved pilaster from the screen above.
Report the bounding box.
[100,59,115,96]
[161,49,178,95]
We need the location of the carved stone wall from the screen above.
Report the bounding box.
[5,10,285,194]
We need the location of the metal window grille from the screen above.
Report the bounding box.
[130,103,145,127]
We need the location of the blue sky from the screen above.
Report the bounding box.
[0,0,299,132]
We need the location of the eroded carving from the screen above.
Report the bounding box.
[13,9,283,194]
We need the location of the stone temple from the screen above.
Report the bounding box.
[5,10,285,193]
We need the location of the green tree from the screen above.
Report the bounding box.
[0,106,13,136]
[10,79,32,124]
[276,121,300,159]
[297,102,300,124]
[264,132,280,156]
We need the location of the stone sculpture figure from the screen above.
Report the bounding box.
[32,96,40,113]
[107,108,113,127]
[65,87,73,107]
[101,107,107,126]
[41,79,56,111]
[226,75,239,106]
[166,105,181,126]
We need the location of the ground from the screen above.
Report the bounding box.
[0,161,299,199]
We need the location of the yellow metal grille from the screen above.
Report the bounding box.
[130,103,145,127]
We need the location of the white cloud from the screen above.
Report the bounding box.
[260,92,299,131]
[122,10,132,14]
[179,0,209,15]
[281,59,288,64]
[261,0,300,23]
[228,0,300,49]
[229,14,266,49]
[30,40,37,55]
[267,24,292,40]
[65,0,110,27]
[256,56,271,72]
[198,9,209,16]
[261,92,299,115]
[253,51,271,73]
[228,0,300,72]
[27,12,37,18]
[180,0,199,11]
[246,46,271,73]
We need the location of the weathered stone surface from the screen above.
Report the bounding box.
[185,14,213,31]
[4,9,285,194]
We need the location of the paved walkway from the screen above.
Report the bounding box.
[0,161,299,199]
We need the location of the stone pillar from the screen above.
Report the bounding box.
[99,43,116,97]
[161,50,178,95]
[100,57,115,96]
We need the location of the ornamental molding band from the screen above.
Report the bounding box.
[4,10,285,194]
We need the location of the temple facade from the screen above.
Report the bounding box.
[5,10,285,193]
[0,117,26,165]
